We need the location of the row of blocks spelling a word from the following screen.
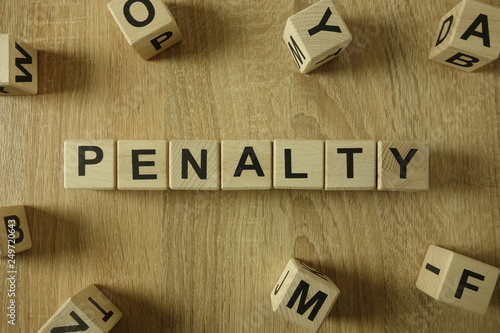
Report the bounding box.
[64,140,429,191]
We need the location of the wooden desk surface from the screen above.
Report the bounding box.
[1,0,499,332]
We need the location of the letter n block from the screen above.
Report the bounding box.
[38,284,122,332]
[0,34,37,95]
[283,0,352,74]
[270,258,340,332]
[429,0,500,71]
[416,245,499,315]
[108,0,183,59]
[0,206,32,257]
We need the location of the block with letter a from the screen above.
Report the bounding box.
[270,258,340,332]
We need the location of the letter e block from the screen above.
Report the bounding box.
[270,258,340,332]
[429,0,500,71]
[108,0,183,59]
[283,0,352,74]
[0,34,38,95]
[416,245,500,315]
[38,284,122,332]
[0,206,32,257]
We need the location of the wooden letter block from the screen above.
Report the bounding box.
[429,0,500,71]
[108,0,183,59]
[117,140,167,190]
[169,140,220,190]
[270,258,340,333]
[0,206,32,257]
[221,140,272,190]
[377,141,429,191]
[283,0,352,74]
[38,284,122,332]
[0,34,37,95]
[64,140,116,190]
[416,245,500,315]
[325,140,376,190]
[274,140,324,189]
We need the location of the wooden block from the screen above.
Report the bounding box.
[283,0,352,74]
[429,0,500,71]
[169,140,220,190]
[0,34,37,95]
[117,140,167,190]
[221,140,272,190]
[108,0,183,59]
[416,245,500,315]
[325,140,376,190]
[377,141,429,191]
[0,206,32,257]
[273,140,324,189]
[64,140,116,190]
[38,284,122,332]
[270,258,340,333]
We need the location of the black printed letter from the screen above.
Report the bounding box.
[78,146,104,176]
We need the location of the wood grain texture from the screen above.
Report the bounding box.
[0,0,499,332]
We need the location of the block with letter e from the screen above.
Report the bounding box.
[38,284,122,332]
[416,245,499,315]
[429,0,500,71]
[283,0,352,74]
[0,206,32,257]
[108,0,183,59]
[0,34,37,95]
[270,258,340,332]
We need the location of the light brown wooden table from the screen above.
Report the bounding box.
[1,0,499,332]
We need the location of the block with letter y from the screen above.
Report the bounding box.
[270,258,340,332]
[0,34,37,95]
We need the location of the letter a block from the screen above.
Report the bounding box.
[0,34,37,95]
[0,206,32,257]
[38,284,123,332]
[271,258,340,332]
[283,0,352,74]
[108,0,183,59]
[416,245,500,315]
[429,0,500,71]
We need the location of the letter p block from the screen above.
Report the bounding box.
[271,258,340,332]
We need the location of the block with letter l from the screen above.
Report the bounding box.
[0,34,37,95]
[0,205,32,257]
[416,245,499,315]
[270,258,340,332]
[429,0,500,71]
[38,284,123,332]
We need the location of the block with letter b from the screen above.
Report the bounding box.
[0,206,32,257]
[270,258,340,332]
[38,284,123,332]
[283,0,352,74]
[416,245,499,315]
[0,34,37,95]
[108,0,183,59]
[429,0,500,71]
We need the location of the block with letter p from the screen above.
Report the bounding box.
[429,0,500,71]
[0,206,32,257]
[108,0,183,59]
[270,258,340,332]
[283,0,352,74]
[0,34,37,95]
[416,245,500,315]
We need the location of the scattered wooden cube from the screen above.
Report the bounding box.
[0,206,32,257]
[377,141,429,191]
[64,140,116,190]
[0,34,37,95]
[325,140,376,190]
[108,0,183,59]
[38,284,122,332]
[274,140,324,190]
[270,258,340,332]
[283,0,352,74]
[117,140,168,190]
[416,245,500,315]
[169,140,220,190]
[221,140,272,190]
[429,0,500,71]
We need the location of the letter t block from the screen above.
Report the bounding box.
[270,258,340,332]
[416,245,500,315]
